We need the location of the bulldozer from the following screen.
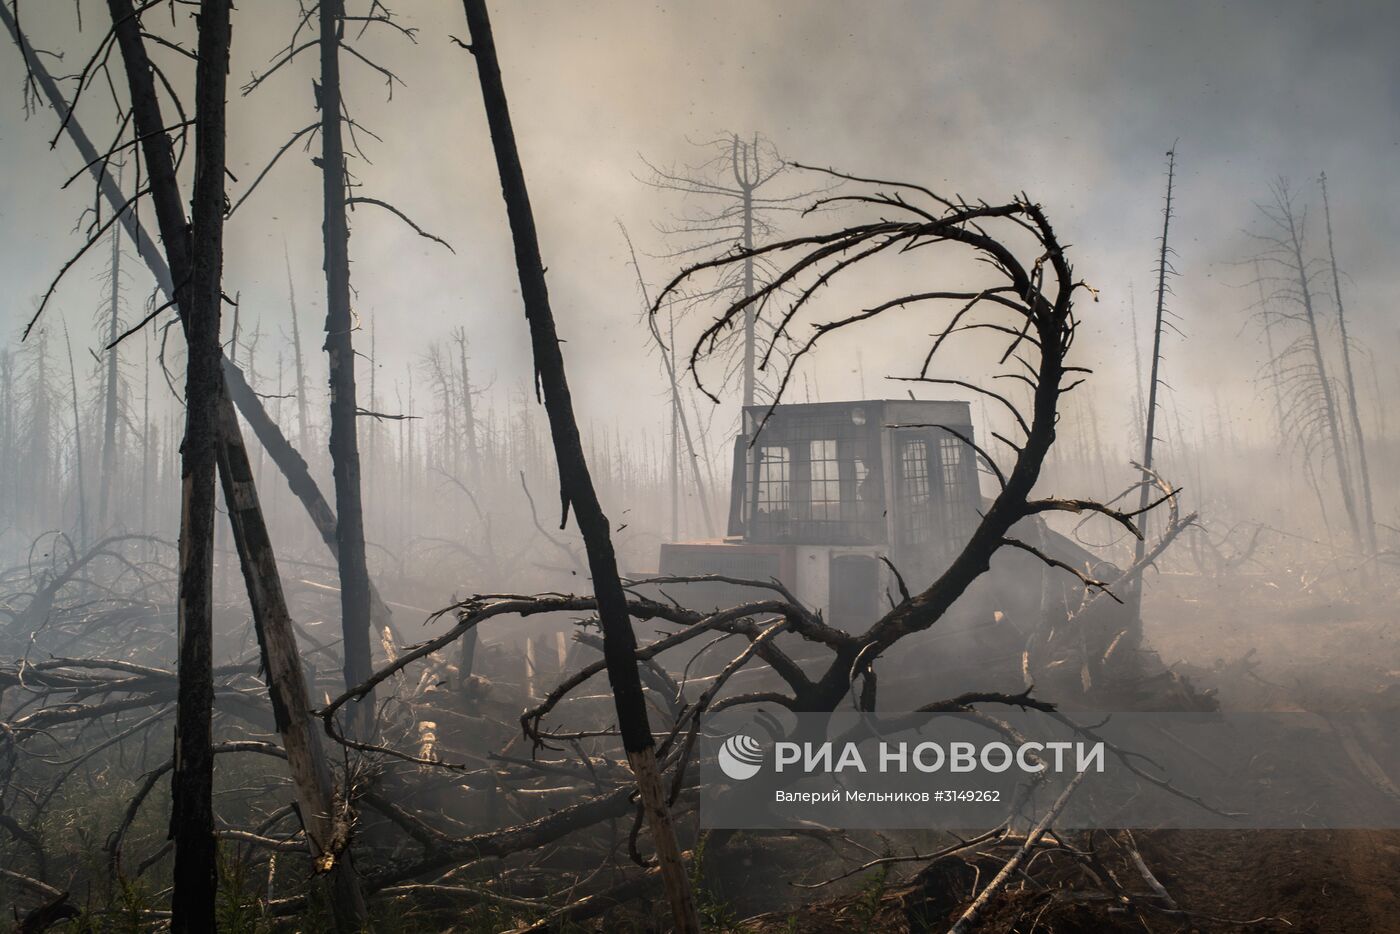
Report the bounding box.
[652,399,1216,710]
[659,399,988,627]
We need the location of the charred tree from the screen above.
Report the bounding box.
[1319,172,1376,554]
[457,1,701,929]
[1253,179,1362,552]
[214,404,369,930]
[1126,148,1179,645]
[1252,259,1288,440]
[621,225,716,538]
[315,0,376,731]
[62,325,87,550]
[641,134,826,408]
[232,0,440,717]
[98,171,124,529]
[453,327,479,482]
[166,0,233,924]
[286,244,314,458]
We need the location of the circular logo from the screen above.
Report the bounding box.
[718,733,764,781]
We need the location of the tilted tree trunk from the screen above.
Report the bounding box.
[214,403,369,930]
[1319,172,1376,554]
[317,0,376,731]
[95,3,369,927]
[221,358,398,636]
[167,0,233,924]
[458,2,700,930]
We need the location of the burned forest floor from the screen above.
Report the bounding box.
[4,549,1399,934]
[680,572,1400,934]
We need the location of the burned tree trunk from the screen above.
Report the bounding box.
[99,178,123,529]
[1274,181,1363,552]
[62,327,87,550]
[1126,147,1178,646]
[214,403,369,932]
[286,244,314,458]
[221,358,397,637]
[317,0,376,730]
[458,2,701,930]
[740,152,757,407]
[168,0,234,925]
[1319,172,1376,555]
[623,230,716,537]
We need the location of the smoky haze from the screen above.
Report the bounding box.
[3,0,1398,449]
[3,3,1400,931]
[0,0,1396,609]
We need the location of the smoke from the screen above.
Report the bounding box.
[1,0,1397,554]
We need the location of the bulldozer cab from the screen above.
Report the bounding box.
[660,400,982,624]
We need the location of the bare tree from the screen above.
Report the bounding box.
[1250,179,1362,553]
[61,2,372,926]
[1126,147,1180,645]
[1251,258,1289,440]
[641,134,826,407]
[457,1,701,929]
[237,0,440,722]
[163,0,233,924]
[97,167,125,529]
[453,326,480,482]
[317,0,377,731]
[285,243,314,458]
[1319,172,1377,554]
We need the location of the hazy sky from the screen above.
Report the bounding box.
[3,0,1398,463]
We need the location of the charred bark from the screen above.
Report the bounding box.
[215,403,368,932]
[317,0,376,732]
[457,2,701,929]
[99,177,123,529]
[166,0,234,925]
[62,327,87,550]
[1319,172,1376,555]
